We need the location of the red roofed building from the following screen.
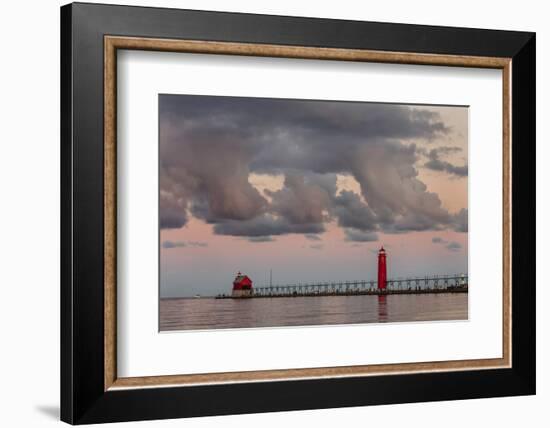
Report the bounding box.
[232,272,253,297]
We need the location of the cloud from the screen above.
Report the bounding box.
[452,208,468,232]
[162,240,186,249]
[162,240,208,249]
[213,214,325,237]
[445,241,462,252]
[431,236,463,252]
[187,241,208,247]
[418,146,461,156]
[333,190,378,232]
[266,172,334,225]
[424,148,468,177]
[247,236,275,243]
[344,229,379,242]
[160,208,187,229]
[160,95,466,238]
[160,189,188,229]
[390,213,446,233]
[350,142,453,230]
[305,234,322,241]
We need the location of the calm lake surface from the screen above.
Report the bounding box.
[160,293,468,331]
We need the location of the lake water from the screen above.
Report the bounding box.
[160,293,468,331]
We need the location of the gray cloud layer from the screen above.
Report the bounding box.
[160,95,467,240]
[423,147,468,177]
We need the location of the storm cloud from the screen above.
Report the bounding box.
[424,147,468,177]
[160,95,467,240]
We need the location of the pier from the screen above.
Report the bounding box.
[216,274,468,298]
[218,247,468,299]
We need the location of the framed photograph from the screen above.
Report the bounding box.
[61,2,535,424]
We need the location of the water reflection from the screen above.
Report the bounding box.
[377,295,388,322]
[160,293,468,331]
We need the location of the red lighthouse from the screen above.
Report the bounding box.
[232,272,253,297]
[377,247,387,290]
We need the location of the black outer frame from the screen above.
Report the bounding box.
[60,2,535,424]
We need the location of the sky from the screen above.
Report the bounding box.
[159,94,468,298]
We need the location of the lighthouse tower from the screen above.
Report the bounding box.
[377,247,387,290]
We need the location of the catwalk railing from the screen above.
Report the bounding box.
[247,274,468,297]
